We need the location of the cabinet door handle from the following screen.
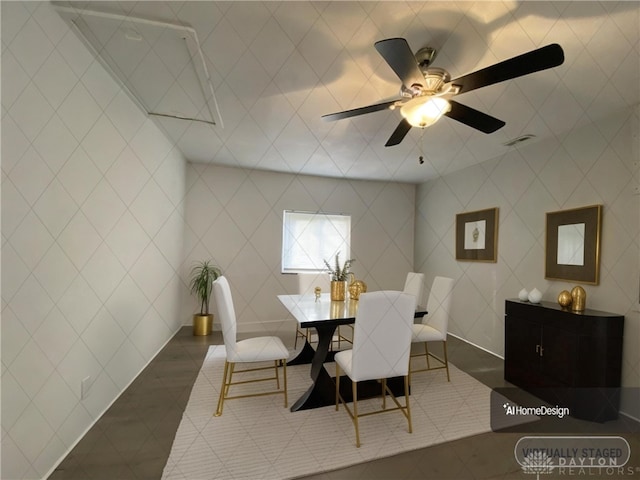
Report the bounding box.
[536,344,540,353]
[539,346,544,357]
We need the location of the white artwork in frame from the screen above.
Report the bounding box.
[464,220,486,250]
[456,207,498,262]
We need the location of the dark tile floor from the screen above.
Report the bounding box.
[50,328,639,479]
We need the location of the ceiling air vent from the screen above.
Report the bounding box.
[503,134,536,147]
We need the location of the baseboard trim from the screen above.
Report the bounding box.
[44,324,184,480]
[619,410,640,424]
[448,332,504,360]
[182,318,293,333]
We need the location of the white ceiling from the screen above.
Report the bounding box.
[56,1,639,184]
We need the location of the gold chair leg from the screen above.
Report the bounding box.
[335,364,341,410]
[295,327,311,349]
[215,360,232,417]
[404,375,413,433]
[442,340,450,381]
[274,360,280,389]
[424,342,431,369]
[226,363,235,396]
[215,358,288,414]
[282,360,288,407]
[381,378,387,409]
[352,381,360,448]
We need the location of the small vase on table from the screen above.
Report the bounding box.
[324,253,354,302]
[330,281,346,301]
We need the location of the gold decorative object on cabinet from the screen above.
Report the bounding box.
[348,273,367,300]
[557,290,572,308]
[314,286,322,302]
[330,280,347,301]
[571,286,586,312]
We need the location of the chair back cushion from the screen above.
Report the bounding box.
[212,276,237,354]
[424,276,454,336]
[350,291,415,382]
[297,272,331,295]
[403,272,425,305]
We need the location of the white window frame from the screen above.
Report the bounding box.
[282,210,351,273]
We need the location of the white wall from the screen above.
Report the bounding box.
[1,2,186,478]
[3,3,636,479]
[415,105,640,419]
[1,4,415,477]
[182,163,416,333]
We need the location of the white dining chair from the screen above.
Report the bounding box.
[411,276,454,381]
[213,276,289,416]
[403,272,425,305]
[295,273,349,349]
[334,290,416,447]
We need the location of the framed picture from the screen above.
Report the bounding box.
[545,204,602,284]
[455,207,499,262]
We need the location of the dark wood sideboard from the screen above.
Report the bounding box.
[505,299,624,422]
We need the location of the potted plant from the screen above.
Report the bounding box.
[324,253,354,301]
[189,260,222,336]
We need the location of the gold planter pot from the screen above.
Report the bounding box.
[330,281,347,301]
[193,314,213,336]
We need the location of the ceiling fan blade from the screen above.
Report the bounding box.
[374,38,425,89]
[385,119,412,147]
[322,100,399,121]
[451,43,564,95]
[445,100,505,133]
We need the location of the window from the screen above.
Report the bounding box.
[282,211,351,273]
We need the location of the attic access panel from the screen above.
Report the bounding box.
[55,6,222,127]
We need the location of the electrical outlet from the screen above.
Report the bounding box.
[81,376,92,400]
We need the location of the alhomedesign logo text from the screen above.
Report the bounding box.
[503,402,570,419]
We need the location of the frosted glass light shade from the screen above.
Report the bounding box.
[400,97,451,128]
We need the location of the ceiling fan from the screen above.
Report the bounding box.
[322,38,564,147]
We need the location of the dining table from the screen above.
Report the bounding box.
[278,292,427,412]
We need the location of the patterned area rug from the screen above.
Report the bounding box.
[162,345,513,479]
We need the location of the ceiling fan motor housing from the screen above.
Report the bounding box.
[422,68,451,95]
[415,46,437,68]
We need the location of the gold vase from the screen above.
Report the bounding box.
[571,286,586,312]
[193,314,213,336]
[330,281,347,301]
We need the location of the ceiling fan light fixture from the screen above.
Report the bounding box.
[401,97,451,128]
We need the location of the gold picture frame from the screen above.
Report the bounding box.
[545,205,602,285]
[455,208,499,262]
